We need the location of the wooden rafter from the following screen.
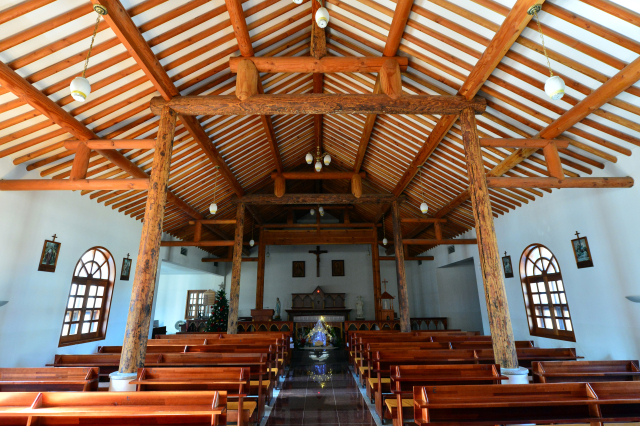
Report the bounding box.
[229,56,409,73]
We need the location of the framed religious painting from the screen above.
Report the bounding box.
[292,261,305,277]
[38,237,61,273]
[502,254,514,278]
[120,255,132,281]
[332,260,345,276]
[571,234,594,269]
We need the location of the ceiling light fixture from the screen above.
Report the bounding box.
[319,206,324,216]
[418,165,428,214]
[209,166,219,215]
[306,145,331,172]
[310,208,315,216]
[315,0,330,28]
[249,224,255,247]
[70,5,107,102]
[382,214,388,246]
[528,4,565,100]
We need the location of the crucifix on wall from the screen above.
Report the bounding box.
[309,245,328,277]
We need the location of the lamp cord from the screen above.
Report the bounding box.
[82,15,102,78]
[533,9,554,77]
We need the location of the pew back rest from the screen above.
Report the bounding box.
[452,341,534,350]
[373,349,478,373]
[390,364,504,393]
[133,367,249,393]
[0,367,100,392]
[532,360,640,383]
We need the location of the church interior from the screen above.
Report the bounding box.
[0,0,640,424]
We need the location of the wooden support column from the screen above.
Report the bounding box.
[391,200,410,332]
[371,227,382,320]
[460,107,518,369]
[256,227,266,310]
[69,143,91,180]
[228,202,245,334]
[118,107,176,373]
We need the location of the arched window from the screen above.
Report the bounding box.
[519,244,575,342]
[59,247,115,347]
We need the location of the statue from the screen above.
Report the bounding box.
[355,296,364,319]
[274,297,281,320]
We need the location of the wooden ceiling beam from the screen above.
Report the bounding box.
[234,193,399,205]
[91,0,246,196]
[487,177,634,189]
[401,239,477,245]
[391,0,542,197]
[271,171,366,180]
[353,0,415,173]
[0,179,149,191]
[150,94,487,116]
[64,140,156,150]
[480,138,569,149]
[229,56,409,73]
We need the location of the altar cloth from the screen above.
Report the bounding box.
[293,315,345,322]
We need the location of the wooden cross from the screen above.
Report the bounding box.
[308,245,328,277]
[575,231,581,239]
[51,234,57,242]
[504,251,507,257]
[381,278,389,292]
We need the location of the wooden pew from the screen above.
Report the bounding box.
[132,367,256,425]
[352,335,435,375]
[0,390,226,425]
[476,347,581,368]
[370,349,480,417]
[0,368,99,392]
[413,382,640,425]
[386,364,505,426]
[451,340,534,350]
[533,360,640,383]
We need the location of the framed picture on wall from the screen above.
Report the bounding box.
[571,233,594,269]
[502,254,514,278]
[292,261,305,277]
[38,236,61,273]
[332,260,345,276]
[120,255,132,281]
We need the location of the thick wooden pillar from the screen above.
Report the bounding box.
[391,200,410,332]
[119,107,176,373]
[227,202,245,334]
[460,107,518,369]
[371,227,382,320]
[256,227,265,310]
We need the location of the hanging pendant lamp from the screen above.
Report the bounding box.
[306,145,331,172]
[529,4,565,100]
[382,214,388,246]
[70,5,107,102]
[249,224,255,247]
[418,165,428,214]
[209,166,219,214]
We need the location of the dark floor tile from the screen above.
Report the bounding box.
[304,395,336,410]
[337,410,375,424]
[303,409,339,424]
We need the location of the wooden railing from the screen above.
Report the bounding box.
[346,318,448,332]
[237,321,293,333]
[410,317,448,330]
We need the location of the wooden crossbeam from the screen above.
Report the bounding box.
[401,239,478,245]
[0,179,149,191]
[202,257,258,262]
[487,177,634,188]
[270,172,366,180]
[229,56,409,73]
[150,94,487,116]
[160,241,235,247]
[64,140,156,150]
[92,0,246,196]
[391,0,542,197]
[233,193,399,205]
[379,256,435,261]
[401,218,447,223]
[479,139,569,149]
[188,220,237,225]
[259,223,375,228]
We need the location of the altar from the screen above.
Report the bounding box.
[286,286,351,343]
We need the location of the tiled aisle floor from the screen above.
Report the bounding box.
[265,348,377,425]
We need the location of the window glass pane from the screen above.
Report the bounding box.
[540,293,548,304]
[541,258,549,271]
[62,324,69,336]
[74,298,83,309]
[81,323,90,334]
[556,319,566,330]
[549,281,557,291]
[91,322,98,332]
[532,294,540,304]
[530,283,537,293]
[540,246,553,259]
[78,267,88,277]
[75,263,83,276]
[551,293,560,304]
[72,311,80,321]
[563,307,570,318]
[550,258,559,272]
[77,285,86,296]
[554,307,562,317]
[530,248,541,262]
[526,261,534,276]
[544,318,553,328]
[69,324,78,335]
[89,286,97,296]
[97,286,105,297]
[87,298,95,309]
[533,263,543,276]
[70,284,77,295]
[560,293,567,304]
[92,311,100,320]
[100,263,109,278]
[95,298,103,308]
[534,307,542,316]
[557,280,564,291]
[542,306,550,317]
[536,317,544,328]
[566,320,573,331]
[537,282,546,293]
[67,297,75,309]
[64,311,71,322]
[94,251,105,264]
[84,311,92,321]
[82,251,94,263]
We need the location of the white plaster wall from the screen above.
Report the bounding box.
[223,244,423,321]
[435,258,484,333]
[0,157,216,367]
[422,153,640,361]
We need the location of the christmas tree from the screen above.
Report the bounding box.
[205,284,229,332]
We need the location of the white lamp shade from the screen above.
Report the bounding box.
[70,77,91,102]
[305,152,313,164]
[319,206,324,214]
[420,202,429,214]
[209,202,218,214]
[310,209,315,216]
[545,75,565,100]
[382,237,388,246]
[315,161,322,172]
[250,239,255,247]
[323,154,331,166]
[315,7,330,28]
[292,0,303,4]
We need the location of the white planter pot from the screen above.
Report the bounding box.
[108,371,137,392]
